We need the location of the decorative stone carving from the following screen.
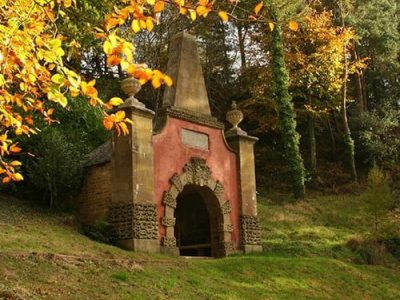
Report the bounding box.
[132,203,158,240]
[225,102,248,137]
[184,157,211,186]
[108,202,134,240]
[121,77,146,108]
[161,159,235,256]
[170,173,184,192]
[221,201,232,215]
[162,192,177,208]
[162,237,177,248]
[226,102,243,130]
[162,217,176,227]
[220,224,233,233]
[221,241,234,254]
[214,181,224,200]
[240,215,261,246]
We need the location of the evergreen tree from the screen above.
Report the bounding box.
[271,21,306,198]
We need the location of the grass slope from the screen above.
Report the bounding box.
[0,193,399,299]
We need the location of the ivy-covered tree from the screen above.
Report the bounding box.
[271,21,306,198]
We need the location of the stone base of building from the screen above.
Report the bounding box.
[160,246,180,256]
[243,244,263,254]
[116,239,160,253]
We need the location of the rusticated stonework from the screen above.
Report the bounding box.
[183,157,212,186]
[214,181,224,199]
[170,173,184,192]
[220,241,234,254]
[108,202,133,240]
[162,237,177,248]
[163,192,177,208]
[221,201,232,215]
[220,224,233,233]
[132,203,158,240]
[162,217,176,227]
[108,202,158,241]
[240,215,261,246]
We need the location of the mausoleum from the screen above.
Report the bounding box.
[77,32,262,257]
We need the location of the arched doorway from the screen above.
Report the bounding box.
[161,157,234,257]
[174,185,222,257]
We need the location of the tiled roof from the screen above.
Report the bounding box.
[84,140,112,167]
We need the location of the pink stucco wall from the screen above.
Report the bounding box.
[153,116,240,249]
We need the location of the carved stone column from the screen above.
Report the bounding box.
[110,77,159,253]
[226,102,262,254]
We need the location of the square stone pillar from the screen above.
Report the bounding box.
[109,101,160,253]
[226,131,262,254]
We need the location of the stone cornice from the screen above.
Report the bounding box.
[153,106,224,133]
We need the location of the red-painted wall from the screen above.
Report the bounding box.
[153,117,240,248]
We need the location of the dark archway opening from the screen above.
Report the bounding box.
[174,185,222,257]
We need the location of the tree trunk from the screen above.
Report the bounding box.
[307,95,317,174]
[341,38,358,182]
[271,22,306,199]
[237,23,247,71]
[308,113,317,174]
[326,115,336,161]
[220,23,231,85]
[338,1,357,182]
[352,42,367,113]
[361,70,368,111]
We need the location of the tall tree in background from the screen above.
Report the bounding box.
[269,0,306,198]
[338,1,358,181]
[287,8,364,176]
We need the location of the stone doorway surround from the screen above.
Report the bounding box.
[160,157,234,257]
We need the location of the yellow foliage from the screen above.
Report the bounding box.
[218,11,229,22]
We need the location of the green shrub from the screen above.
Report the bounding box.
[14,97,109,209]
[81,220,112,243]
[25,128,83,209]
[346,236,397,265]
[355,104,400,168]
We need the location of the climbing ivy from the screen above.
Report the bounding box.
[271,22,306,199]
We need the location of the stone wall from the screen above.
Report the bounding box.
[240,215,262,246]
[77,163,112,225]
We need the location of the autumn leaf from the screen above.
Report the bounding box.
[152,76,162,88]
[154,1,165,13]
[109,97,124,106]
[268,22,275,32]
[196,5,207,16]
[289,21,299,31]
[254,2,263,15]
[132,20,141,33]
[189,9,197,21]
[10,160,22,167]
[9,144,22,153]
[103,117,114,130]
[218,11,229,22]
[115,110,126,122]
[164,75,173,87]
[146,18,154,32]
[12,173,24,181]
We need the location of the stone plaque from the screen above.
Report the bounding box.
[182,129,209,150]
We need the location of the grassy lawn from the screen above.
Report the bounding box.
[0,192,399,299]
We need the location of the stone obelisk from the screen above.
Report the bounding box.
[162,32,211,115]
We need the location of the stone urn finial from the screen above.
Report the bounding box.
[121,77,145,108]
[226,101,247,137]
[226,101,243,130]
